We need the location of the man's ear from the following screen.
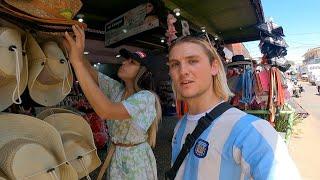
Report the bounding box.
[210,59,219,76]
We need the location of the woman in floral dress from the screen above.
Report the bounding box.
[64,24,161,180]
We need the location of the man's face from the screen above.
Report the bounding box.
[168,42,217,100]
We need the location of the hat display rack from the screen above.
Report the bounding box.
[0,2,102,179]
[0,0,88,111]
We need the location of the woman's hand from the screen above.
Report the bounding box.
[64,25,85,66]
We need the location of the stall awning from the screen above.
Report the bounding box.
[80,0,264,47]
[164,0,264,43]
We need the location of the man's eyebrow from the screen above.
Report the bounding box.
[185,55,200,59]
[168,55,200,62]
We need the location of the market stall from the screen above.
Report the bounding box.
[0,0,277,179]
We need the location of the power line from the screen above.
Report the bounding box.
[287,32,320,36]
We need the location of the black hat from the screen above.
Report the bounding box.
[119,48,153,69]
[231,55,246,62]
[119,48,169,81]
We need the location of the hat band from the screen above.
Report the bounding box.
[11,46,22,104]
[22,161,68,180]
[70,148,97,180]
[61,59,72,96]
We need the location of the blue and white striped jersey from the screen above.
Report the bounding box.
[172,107,300,180]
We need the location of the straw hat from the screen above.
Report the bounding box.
[43,113,101,179]
[36,107,81,120]
[0,170,8,180]
[0,113,78,179]
[0,4,86,28]
[3,0,82,20]
[26,33,73,106]
[0,27,28,111]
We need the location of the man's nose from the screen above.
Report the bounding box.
[179,63,190,75]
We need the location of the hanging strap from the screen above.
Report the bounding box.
[97,144,116,180]
[165,102,233,180]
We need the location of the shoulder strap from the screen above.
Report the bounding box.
[165,102,233,180]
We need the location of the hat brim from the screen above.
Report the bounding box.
[0,28,28,112]
[119,48,143,64]
[0,4,86,28]
[4,0,82,20]
[43,113,101,178]
[36,107,81,120]
[0,113,78,179]
[0,170,8,180]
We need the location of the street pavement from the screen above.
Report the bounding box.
[289,82,320,180]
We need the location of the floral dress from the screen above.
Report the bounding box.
[98,72,157,180]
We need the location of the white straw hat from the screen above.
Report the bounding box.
[26,34,73,106]
[0,27,28,111]
[43,113,101,179]
[36,107,81,120]
[0,113,78,179]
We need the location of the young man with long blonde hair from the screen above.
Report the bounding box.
[167,35,300,180]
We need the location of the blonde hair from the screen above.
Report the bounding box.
[169,36,233,101]
[134,67,162,148]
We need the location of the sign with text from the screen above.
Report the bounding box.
[105,3,159,47]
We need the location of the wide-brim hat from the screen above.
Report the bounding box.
[36,107,81,120]
[43,113,101,179]
[26,33,73,106]
[0,4,86,29]
[3,0,82,20]
[0,27,28,111]
[0,113,78,179]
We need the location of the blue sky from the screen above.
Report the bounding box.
[244,0,320,63]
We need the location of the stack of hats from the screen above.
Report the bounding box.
[0,26,73,112]
[257,20,290,72]
[0,0,86,32]
[0,109,101,180]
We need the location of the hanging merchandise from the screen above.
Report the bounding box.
[175,100,188,119]
[0,27,28,111]
[267,67,285,125]
[43,113,101,179]
[269,57,291,72]
[181,20,190,36]
[26,33,73,106]
[0,0,85,28]
[0,113,79,180]
[165,13,178,46]
[257,20,289,68]
[257,20,284,38]
[239,67,254,107]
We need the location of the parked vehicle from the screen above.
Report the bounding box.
[306,64,320,85]
[301,73,308,81]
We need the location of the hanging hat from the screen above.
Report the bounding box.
[0,113,78,179]
[0,27,28,111]
[3,0,82,20]
[36,107,81,120]
[231,55,249,62]
[0,170,8,180]
[43,113,101,179]
[26,34,73,106]
[0,4,86,29]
